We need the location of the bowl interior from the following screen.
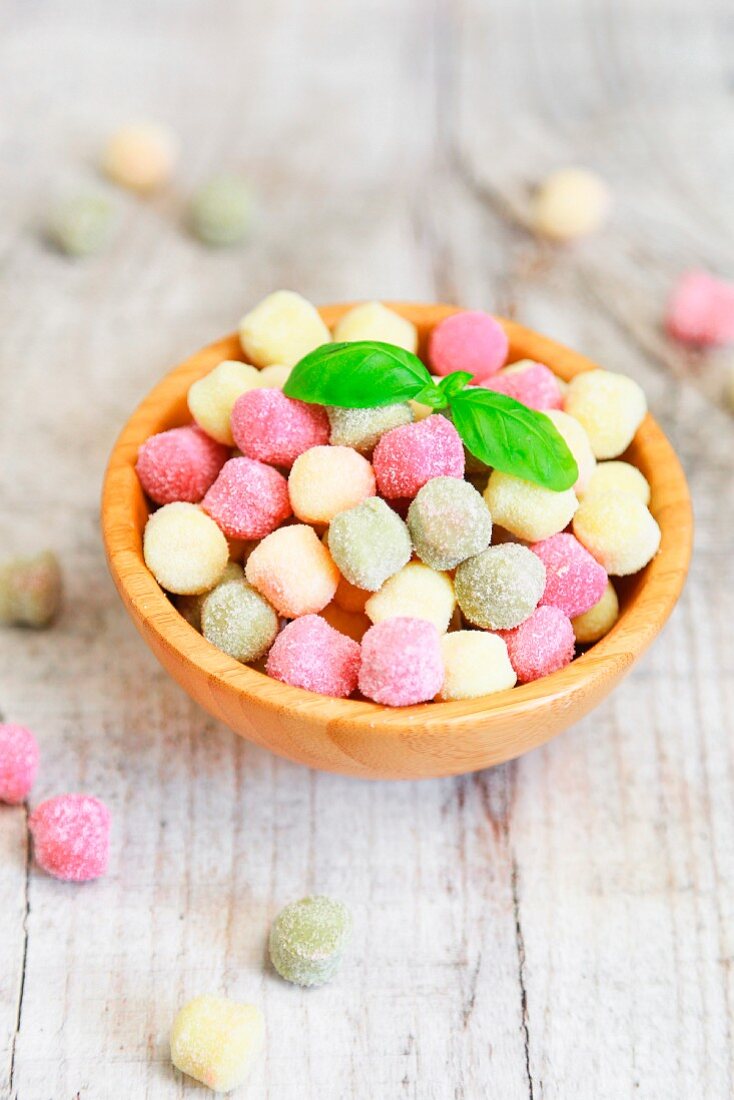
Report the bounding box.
[102,302,693,753]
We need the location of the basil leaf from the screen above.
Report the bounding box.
[284,341,435,408]
[413,383,448,409]
[449,387,579,491]
[438,371,474,399]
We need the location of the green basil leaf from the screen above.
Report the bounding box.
[284,341,434,407]
[438,371,474,399]
[413,382,448,409]
[449,387,579,491]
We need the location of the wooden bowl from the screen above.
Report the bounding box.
[102,303,692,780]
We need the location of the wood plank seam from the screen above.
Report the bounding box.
[512,857,535,1100]
[7,801,30,1100]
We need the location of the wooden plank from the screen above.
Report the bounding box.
[452,0,734,1096]
[0,2,530,1097]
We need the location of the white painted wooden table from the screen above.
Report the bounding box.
[1,2,733,1097]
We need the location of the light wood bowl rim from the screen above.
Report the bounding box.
[101,302,693,744]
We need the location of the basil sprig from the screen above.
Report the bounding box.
[284,340,578,491]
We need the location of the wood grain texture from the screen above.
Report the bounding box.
[0,0,732,1097]
[102,305,692,780]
